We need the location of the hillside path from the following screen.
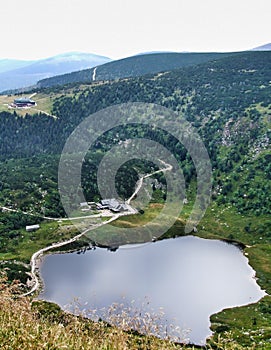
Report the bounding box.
[20,159,172,297]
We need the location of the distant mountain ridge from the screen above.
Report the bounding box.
[37,52,239,89]
[0,52,112,92]
[0,59,35,74]
[252,43,271,51]
[2,43,271,93]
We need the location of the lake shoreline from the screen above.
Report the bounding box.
[37,234,266,346]
[30,232,249,297]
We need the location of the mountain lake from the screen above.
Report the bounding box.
[38,235,266,345]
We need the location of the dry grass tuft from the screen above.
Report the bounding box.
[0,273,257,349]
[0,274,184,349]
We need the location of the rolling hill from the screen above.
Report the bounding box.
[0,52,112,93]
[36,51,239,88]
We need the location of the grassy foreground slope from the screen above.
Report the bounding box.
[0,275,261,350]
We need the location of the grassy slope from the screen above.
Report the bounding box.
[0,270,262,350]
[0,220,78,262]
[0,93,54,116]
[0,278,190,350]
[0,83,105,116]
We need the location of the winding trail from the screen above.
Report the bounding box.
[92,67,97,81]
[127,160,172,204]
[0,206,115,222]
[28,93,37,99]
[21,160,172,297]
[32,108,58,119]
[21,214,122,297]
[0,206,61,221]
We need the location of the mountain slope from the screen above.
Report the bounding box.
[37,52,238,88]
[0,52,112,92]
[0,51,270,216]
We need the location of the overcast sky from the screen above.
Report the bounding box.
[1,0,270,60]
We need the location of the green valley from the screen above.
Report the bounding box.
[0,50,270,349]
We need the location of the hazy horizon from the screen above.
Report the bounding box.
[1,44,270,63]
[1,0,270,61]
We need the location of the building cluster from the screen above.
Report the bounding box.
[80,199,129,213]
[96,198,129,213]
[25,198,129,232]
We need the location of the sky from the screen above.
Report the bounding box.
[1,0,270,60]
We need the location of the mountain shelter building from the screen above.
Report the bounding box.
[13,98,36,108]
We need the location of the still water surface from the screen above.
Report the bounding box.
[39,236,265,344]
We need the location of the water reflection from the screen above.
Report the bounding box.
[39,236,265,345]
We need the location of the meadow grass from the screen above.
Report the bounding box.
[0,274,259,350]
